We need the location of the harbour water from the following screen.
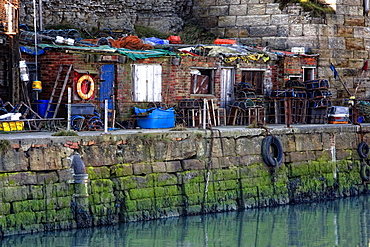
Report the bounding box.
[1,195,370,247]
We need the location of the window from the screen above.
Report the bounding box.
[303,67,315,82]
[190,69,215,95]
[132,64,162,102]
[242,70,264,95]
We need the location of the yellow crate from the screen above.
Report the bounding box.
[0,121,24,131]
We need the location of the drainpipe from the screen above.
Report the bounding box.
[70,152,92,228]
[365,0,369,15]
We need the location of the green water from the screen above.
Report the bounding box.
[1,195,370,247]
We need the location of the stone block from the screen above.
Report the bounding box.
[333,132,357,150]
[209,6,229,16]
[277,25,289,37]
[182,159,205,171]
[225,28,247,38]
[239,37,263,46]
[196,0,216,6]
[261,37,287,50]
[345,38,365,50]
[354,27,370,38]
[287,36,319,48]
[285,152,308,163]
[328,37,346,50]
[279,134,296,153]
[129,188,154,200]
[81,145,118,167]
[111,163,133,177]
[237,15,270,27]
[289,24,303,36]
[333,49,354,59]
[37,171,59,184]
[344,16,365,26]
[57,168,73,183]
[337,25,353,38]
[265,3,281,15]
[218,16,237,27]
[247,4,266,15]
[2,186,29,202]
[133,163,152,175]
[165,138,198,161]
[295,134,323,151]
[303,24,319,36]
[0,149,29,172]
[87,166,110,179]
[166,161,182,173]
[271,15,289,25]
[152,162,166,173]
[219,156,239,168]
[8,172,37,186]
[236,136,264,156]
[157,173,178,186]
[229,4,247,15]
[239,155,263,166]
[326,14,345,25]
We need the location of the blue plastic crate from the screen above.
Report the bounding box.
[135,107,175,129]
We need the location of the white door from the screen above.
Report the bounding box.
[220,68,235,108]
[132,64,162,102]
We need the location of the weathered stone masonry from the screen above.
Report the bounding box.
[0,125,368,236]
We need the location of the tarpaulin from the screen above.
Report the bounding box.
[20,46,45,55]
[36,44,177,61]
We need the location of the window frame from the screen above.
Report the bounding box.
[190,67,217,96]
[241,69,266,95]
[132,64,162,102]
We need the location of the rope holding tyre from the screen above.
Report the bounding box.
[261,135,284,167]
[358,142,369,159]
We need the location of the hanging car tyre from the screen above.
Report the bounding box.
[361,164,370,181]
[358,142,369,159]
[261,135,284,167]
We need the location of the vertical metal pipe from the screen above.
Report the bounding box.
[67,87,71,131]
[39,0,43,30]
[104,99,108,133]
[33,0,38,80]
[203,98,207,129]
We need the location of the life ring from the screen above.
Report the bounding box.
[358,142,369,159]
[261,135,284,167]
[361,164,370,181]
[76,75,95,100]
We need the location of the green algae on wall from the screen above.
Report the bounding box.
[0,125,368,237]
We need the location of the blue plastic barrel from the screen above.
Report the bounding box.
[37,100,54,118]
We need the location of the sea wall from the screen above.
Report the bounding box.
[0,125,368,237]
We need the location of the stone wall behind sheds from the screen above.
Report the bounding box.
[0,125,369,236]
[19,1,370,100]
[192,0,370,99]
[20,0,192,34]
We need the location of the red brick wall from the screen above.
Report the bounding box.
[23,49,274,122]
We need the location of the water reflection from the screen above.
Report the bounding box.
[1,195,370,247]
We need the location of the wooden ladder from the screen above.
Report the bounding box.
[44,65,72,118]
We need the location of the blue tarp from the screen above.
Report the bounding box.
[20,46,45,55]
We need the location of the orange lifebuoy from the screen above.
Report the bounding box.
[76,75,95,100]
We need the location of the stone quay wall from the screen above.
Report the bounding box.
[0,125,368,237]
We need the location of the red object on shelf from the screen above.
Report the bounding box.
[168,35,183,44]
[214,38,237,45]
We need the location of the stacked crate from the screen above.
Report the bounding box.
[305,79,331,124]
